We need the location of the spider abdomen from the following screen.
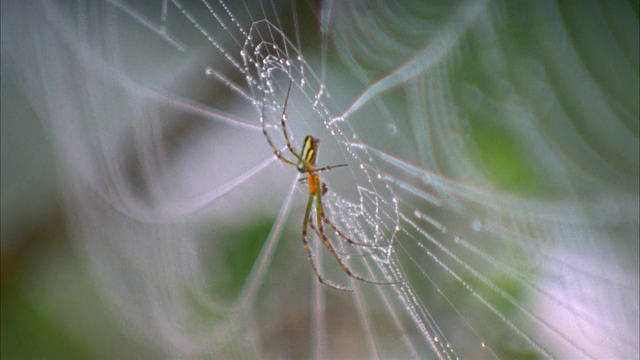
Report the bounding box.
[297,135,320,172]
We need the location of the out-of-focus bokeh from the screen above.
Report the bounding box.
[2,1,638,358]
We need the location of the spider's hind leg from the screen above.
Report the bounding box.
[302,193,353,292]
[321,213,395,248]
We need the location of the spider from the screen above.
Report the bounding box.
[261,79,399,291]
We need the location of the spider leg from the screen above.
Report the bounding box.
[313,163,349,173]
[320,213,395,248]
[302,193,353,292]
[265,79,347,173]
[279,78,303,161]
[310,220,380,258]
[276,79,319,170]
[313,189,402,286]
[261,89,299,168]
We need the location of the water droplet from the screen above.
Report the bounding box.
[330,116,343,124]
[472,219,482,232]
[359,164,365,169]
[388,124,397,134]
[454,236,461,243]
[377,173,381,179]
[413,209,421,218]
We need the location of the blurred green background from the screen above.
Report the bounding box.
[0,60,155,359]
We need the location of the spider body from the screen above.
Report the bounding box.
[261,79,398,291]
[298,136,321,195]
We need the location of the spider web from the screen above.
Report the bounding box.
[4,0,638,358]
